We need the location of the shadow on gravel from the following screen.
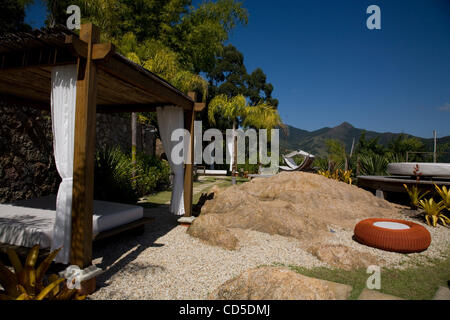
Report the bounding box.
[92,204,179,289]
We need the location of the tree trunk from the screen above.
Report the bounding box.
[232,119,237,185]
[131,112,137,185]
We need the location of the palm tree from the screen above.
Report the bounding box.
[208,94,282,184]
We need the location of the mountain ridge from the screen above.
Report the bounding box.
[280,122,450,159]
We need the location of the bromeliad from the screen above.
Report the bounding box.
[418,198,449,227]
[0,245,85,300]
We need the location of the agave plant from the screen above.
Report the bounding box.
[0,245,85,300]
[435,185,450,210]
[404,184,430,210]
[418,198,449,227]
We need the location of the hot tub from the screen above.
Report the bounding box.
[387,163,450,178]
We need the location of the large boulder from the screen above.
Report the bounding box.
[188,172,400,250]
[208,267,352,300]
[307,244,382,270]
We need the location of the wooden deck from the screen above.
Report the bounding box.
[357,175,450,194]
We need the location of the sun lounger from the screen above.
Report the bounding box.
[195,166,228,176]
[279,150,315,172]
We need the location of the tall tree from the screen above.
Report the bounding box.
[45,0,73,27]
[355,132,385,156]
[208,44,248,98]
[1,0,33,33]
[209,94,281,184]
[246,68,279,108]
[205,45,278,130]
[387,134,425,160]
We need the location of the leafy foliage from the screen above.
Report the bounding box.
[0,245,84,300]
[435,185,450,210]
[208,94,281,130]
[1,0,33,33]
[94,147,170,204]
[318,169,353,185]
[387,134,425,162]
[418,198,449,227]
[358,154,390,176]
[404,184,430,210]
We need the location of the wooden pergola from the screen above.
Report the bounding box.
[0,24,205,269]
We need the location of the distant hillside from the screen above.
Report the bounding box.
[280,122,450,160]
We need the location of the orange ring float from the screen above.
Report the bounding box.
[354,218,431,253]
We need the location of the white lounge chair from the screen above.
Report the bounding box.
[279,150,315,172]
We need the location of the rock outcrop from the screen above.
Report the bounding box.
[188,172,400,250]
[208,267,352,300]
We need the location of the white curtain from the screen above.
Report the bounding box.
[157,106,185,216]
[50,65,77,264]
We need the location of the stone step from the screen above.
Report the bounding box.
[433,286,450,300]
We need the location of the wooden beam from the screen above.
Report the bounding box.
[92,43,115,60]
[0,48,76,70]
[183,106,195,217]
[188,91,197,101]
[194,103,206,112]
[70,23,100,268]
[96,103,170,113]
[97,57,194,110]
[65,35,115,61]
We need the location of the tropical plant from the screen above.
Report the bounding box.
[0,245,85,300]
[317,170,332,179]
[404,184,430,210]
[94,147,138,204]
[418,198,449,227]
[358,154,390,176]
[94,147,171,203]
[326,139,349,170]
[317,169,353,185]
[339,169,353,185]
[355,132,386,156]
[435,185,450,210]
[208,94,282,184]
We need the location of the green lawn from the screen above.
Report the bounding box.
[287,252,450,300]
[141,176,250,207]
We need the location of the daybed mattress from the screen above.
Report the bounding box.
[387,163,450,177]
[0,195,143,249]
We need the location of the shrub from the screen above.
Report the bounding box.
[94,147,170,204]
[404,184,430,210]
[94,147,138,204]
[358,154,389,176]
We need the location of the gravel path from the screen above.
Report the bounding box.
[90,207,326,300]
[89,206,449,300]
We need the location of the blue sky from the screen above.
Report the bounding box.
[25,0,450,138]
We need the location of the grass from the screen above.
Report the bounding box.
[287,253,450,300]
[142,176,250,207]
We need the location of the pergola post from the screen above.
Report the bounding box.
[183,92,196,217]
[70,23,100,268]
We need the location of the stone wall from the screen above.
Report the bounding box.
[96,113,156,155]
[0,104,58,203]
[0,104,156,203]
